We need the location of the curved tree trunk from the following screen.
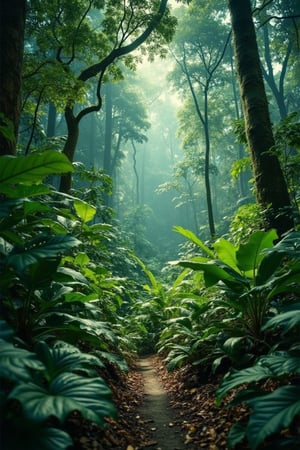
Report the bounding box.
[228,0,294,236]
[261,24,289,119]
[59,107,79,192]
[59,0,169,193]
[0,0,26,155]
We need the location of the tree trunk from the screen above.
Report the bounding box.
[0,0,26,155]
[47,102,57,137]
[59,106,79,192]
[228,0,294,236]
[261,24,289,119]
[58,0,170,193]
[103,83,113,206]
[203,89,216,238]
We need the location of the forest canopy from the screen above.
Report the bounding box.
[1,1,300,449]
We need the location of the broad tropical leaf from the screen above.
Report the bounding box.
[173,225,215,257]
[227,421,246,449]
[216,365,272,403]
[74,199,96,223]
[272,231,300,257]
[0,342,44,382]
[236,229,278,273]
[258,352,300,376]
[0,151,73,186]
[0,184,52,198]
[9,372,116,425]
[7,234,81,272]
[35,341,104,380]
[262,306,300,335]
[213,238,239,272]
[246,385,300,449]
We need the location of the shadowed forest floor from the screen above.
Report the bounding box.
[66,355,250,450]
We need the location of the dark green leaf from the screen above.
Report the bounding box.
[236,229,277,273]
[0,342,44,382]
[0,151,73,186]
[262,307,300,335]
[7,234,81,272]
[227,421,246,449]
[216,365,272,403]
[246,385,300,449]
[9,372,116,425]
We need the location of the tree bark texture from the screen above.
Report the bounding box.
[0,0,26,155]
[228,0,294,236]
[59,107,79,192]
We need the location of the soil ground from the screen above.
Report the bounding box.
[137,356,185,449]
[67,354,250,450]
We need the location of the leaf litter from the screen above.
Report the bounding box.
[66,355,250,449]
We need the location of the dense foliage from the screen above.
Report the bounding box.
[1,1,300,449]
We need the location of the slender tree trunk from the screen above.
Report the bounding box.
[185,178,199,233]
[203,89,215,237]
[228,0,294,236]
[0,0,26,155]
[261,25,289,119]
[132,141,140,205]
[59,107,79,192]
[103,83,113,206]
[47,102,57,137]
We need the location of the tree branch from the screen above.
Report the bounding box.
[78,0,168,82]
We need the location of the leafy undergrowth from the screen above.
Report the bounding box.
[66,356,250,450]
[66,363,155,449]
[154,356,250,450]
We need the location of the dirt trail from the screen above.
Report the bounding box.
[137,356,185,450]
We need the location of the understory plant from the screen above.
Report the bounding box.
[0,151,132,448]
[216,301,300,449]
[158,225,300,376]
[0,321,116,450]
[160,225,300,448]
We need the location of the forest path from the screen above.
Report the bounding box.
[137,356,185,450]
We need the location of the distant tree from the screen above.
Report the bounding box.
[0,0,26,155]
[228,0,294,236]
[102,80,150,207]
[169,0,230,237]
[256,0,300,119]
[23,0,176,192]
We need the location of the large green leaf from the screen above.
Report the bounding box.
[0,183,52,198]
[258,352,300,376]
[41,313,118,344]
[262,307,300,335]
[177,259,232,286]
[227,421,246,449]
[0,342,44,382]
[266,266,300,298]
[236,229,278,274]
[7,234,81,272]
[216,365,272,403]
[35,341,104,381]
[9,372,116,425]
[213,238,240,272]
[246,385,300,449]
[173,225,215,257]
[255,250,285,285]
[0,151,73,186]
[272,231,300,257]
[73,199,96,223]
